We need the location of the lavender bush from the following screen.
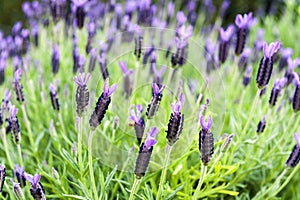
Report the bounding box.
[0,0,299,199]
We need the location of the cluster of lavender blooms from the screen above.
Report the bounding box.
[0,0,299,198]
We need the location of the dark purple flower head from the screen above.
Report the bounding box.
[152,82,165,96]
[130,104,143,123]
[263,41,281,59]
[200,115,212,131]
[12,22,22,36]
[143,127,159,150]
[14,69,22,83]
[53,45,60,60]
[103,78,117,98]
[14,165,24,175]
[281,48,293,58]
[25,173,40,189]
[235,12,254,29]
[115,3,122,16]
[139,0,151,10]
[74,73,90,87]
[49,83,57,95]
[176,11,187,27]
[4,89,12,102]
[119,61,133,76]
[219,25,235,42]
[205,38,216,55]
[9,104,18,118]
[187,0,196,12]
[171,93,185,115]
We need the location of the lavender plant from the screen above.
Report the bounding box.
[0,0,300,199]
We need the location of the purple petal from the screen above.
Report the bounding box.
[152,83,159,94]
[158,85,166,93]
[49,83,57,94]
[148,127,159,137]
[14,68,22,83]
[4,89,12,102]
[176,11,187,26]
[119,61,128,74]
[10,105,18,118]
[200,115,212,131]
[108,84,117,96]
[294,133,300,146]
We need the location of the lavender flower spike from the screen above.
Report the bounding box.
[130,104,145,144]
[0,164,5,192]
[72,0,88,29]
[135,127,159,179]
[89,78,117,129]
[256,41,281,89]
[9,104,21,144]
[166,93,185,145]
[74,73,90,116]
[52,45,60,74]
[292,73,300,112]
[49,83,60,111]
[235,12,254,55]
[199,115,214,166]
[13,69,24,103]
[25,173,46,200]
[13,165,26,187]
[286,133,300,168]
[119,61,134,97]
[146,83,165,119]
[219,25,235,63]
[176,11,187,27]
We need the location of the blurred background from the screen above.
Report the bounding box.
[0,0,290,35]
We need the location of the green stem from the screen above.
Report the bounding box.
[128,177,141,200]
[255,168,288,200]
[238,90,246,114]
[21,104,34,149]
[165,68,175,90]
[58,112,72,146]
[192,165,207,200]
[133,60,139,91]
[1,128,14,169]
[110,146,134,200]
[241,89,261,135]
[156,144,173,199]
[88,130,98,200]
[17,144,23,167]
[77,116,83,174]
[207,152,223,176]
[274,166,300,197]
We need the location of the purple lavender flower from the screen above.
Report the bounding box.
[9,105,20,144]
[86,22,96,53]
[115,4,122,29]
[78,54,85,73]
[89,78,117,129]
[285,57,300,85]
[292,73,300,112]
[50,0,67,23]
[256,41,281,89]
[256,116,266,134]
[235,12,254,55]
[25,173,46,200]
[146,83,165,119]
[52,45,60,74]
[13,165,26,187]
[125,0,136,18]
[243,66,252,87]
[130,104,145,144]
[176,11,187,27]
[12,22,22,37]
[88,48,97,73]
[0,164,5,192]
[166,93,185,145]
[278,48,293,71]
[166,2,175,25]
[199,115,214,166]
[13,69,24,103]
[74,73,90,116]
[153,65,166,87]
[119,61,133,97]
[49,83,60,111]
[171,25,193,67]
[73,46,80,74]
[269,78,286,107]
[134,25,143,60]
[220,0,230,18]
[0,57,6,85]
[11,179,24,200]
[135,127,159,179]
[238,48,251,71]
[218,25,235,63]
[72,0,88,29]
[1,89,12,125]
[205,38,218,73]
[286,133,300,168]
[98,53,109,80]
[137,0,154,26]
